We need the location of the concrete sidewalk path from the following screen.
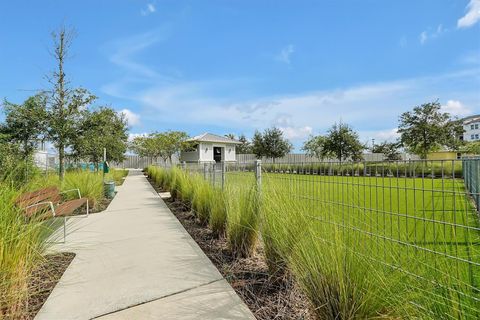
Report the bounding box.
[35,170,255,320]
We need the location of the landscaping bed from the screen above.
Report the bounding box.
[148,177,313,320]
[25,252,75,319]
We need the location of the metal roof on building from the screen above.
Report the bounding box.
[186,133,242,144]
[462,114,480,125]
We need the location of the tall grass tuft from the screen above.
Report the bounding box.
[260,190,309,277]
[0,183,54,318]
[191,176,213,224]
[226,185,260,258]
[63,171,103,209]
[289,223,418,319]
[209,188,227,237]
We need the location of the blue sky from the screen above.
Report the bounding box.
[1,0,479,150]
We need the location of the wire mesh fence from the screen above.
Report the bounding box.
[464,157,480,213]
[225,159,480,317]
[172,158,480,316]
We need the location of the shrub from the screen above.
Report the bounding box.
[226,185,260,258]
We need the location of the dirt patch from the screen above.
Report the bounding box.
[148,177,313,320]
[25,252,75,319]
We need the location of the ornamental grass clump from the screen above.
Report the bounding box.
[0,183,55,319]
[209,188,227,237]
[260,189,309,277]
[289,223,417,320]
[191,176,214,224]
[226,184,260,258]
[173,169,195,207]
[63,171,103,209]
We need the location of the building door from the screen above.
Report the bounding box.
[213,147,222,163]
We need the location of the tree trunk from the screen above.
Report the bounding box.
[59,144,65,180]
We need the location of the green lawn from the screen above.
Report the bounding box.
[225,171,480,314]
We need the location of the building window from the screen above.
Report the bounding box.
[476,124,479,130]
[471,134,475,140]
[476,134,479,140]
[471,124,475,130]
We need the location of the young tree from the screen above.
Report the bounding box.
[251,130,264,158]
[47,27,96,179]
[224,133,236,140]
[71,107,128,166]
[255,127,292,162]
[323,122,365,162]
[398,101,464,159]
[302,135,328,159]
[1,93,48,158]
[157,131,190,164]
[236,134,252,154]
[371,141,402,161]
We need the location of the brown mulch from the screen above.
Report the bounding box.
[71,197,113,216]
[25,252,75,319]
[147,174,313,320]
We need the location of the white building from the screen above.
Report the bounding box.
[33,140,58,170]
[180,133,241,163]
[461,115,480,142]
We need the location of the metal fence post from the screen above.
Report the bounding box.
[212,163,216,187]
[204,163,208,181]
[255,160,262,191]
[221,161,226,189]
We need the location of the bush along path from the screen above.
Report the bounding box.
[145,165,480,320]
[35,169,254,320]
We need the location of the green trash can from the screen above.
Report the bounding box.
[104,181,115,199]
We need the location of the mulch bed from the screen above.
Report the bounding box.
[71,195,113,216]
[25,252,76,319]
[146,176,313,320]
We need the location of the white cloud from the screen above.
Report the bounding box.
[419,31,428,45]
[120,109,141,126]
[419,24,445,45]
[441,100,472,117]
[128,132,148,141]
[279,126,313,140]
[275,44,295,64]
[141,3,156,16]
[458,0,480,28]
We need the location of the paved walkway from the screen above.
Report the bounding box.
[35,170,255,320]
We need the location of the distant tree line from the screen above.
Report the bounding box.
[228,101,468,162]
[129,131,190,164]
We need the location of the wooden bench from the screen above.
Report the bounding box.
[16,186,89,241]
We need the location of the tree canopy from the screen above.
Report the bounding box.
[130,131,190,163]
[322,122,365,162]
[251,127,292,162]
[236,134,252,154]
[302,135,328,159]
[398,101,464,159]
[371,141,402,161]
[1,93,48,158]
[71,107,129,164]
